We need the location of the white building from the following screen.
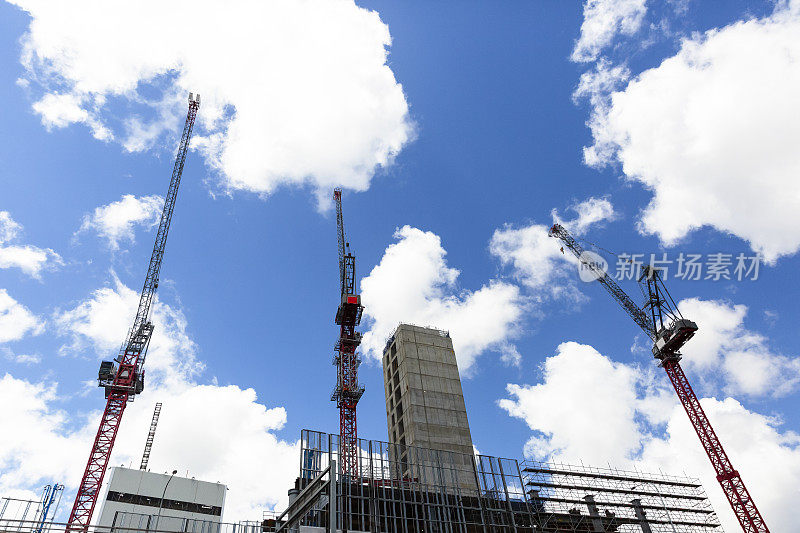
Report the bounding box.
[97,467,226,530]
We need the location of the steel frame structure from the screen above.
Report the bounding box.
[67,94,200,530]
[523,460,721,532]
[330,189,364,479]
[549,223,769,533]
[294,429,721,532]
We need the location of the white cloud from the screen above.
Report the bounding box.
[5,276,302,521]
[500,342,652,465]
[490,224,573,296]
[0,245,60,278]
[677,298,800,397]
[78,195,164,250]
[490,197,616,296]
[500,340,800,532]
[0,212,22,243]
[0,373,299,521]
[640,397,800,533]
[0,374,95,502]
[54,273,202,386]
[0,211,61,278]
[551,196,617,236]
[106,382,298,520]
[582,1,800,262]
[571,0,647,63]
[31,93,112,141]
[360,226,525,373]
[1,347,41,365]
[10,0,414,204]
[0,289,44,343]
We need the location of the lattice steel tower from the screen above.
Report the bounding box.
[67,93,200,530]
[550,223,769,533]
[139,402,162,470]
[331,188,364,478]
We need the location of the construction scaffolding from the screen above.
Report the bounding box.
[288,429,721,533]
[523,461,720,532]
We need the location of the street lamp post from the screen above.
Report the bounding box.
[632,482,677,533]
[155,470,178,530]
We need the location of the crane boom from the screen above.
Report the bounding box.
[67,93,200,530]
[549,223,769,533]
[335,191,356,296]
[128,94,198,370]
[549,224,653,338]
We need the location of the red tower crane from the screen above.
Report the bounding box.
[67,93,200,530]
[549,223,769,533]
[331,188,365,478]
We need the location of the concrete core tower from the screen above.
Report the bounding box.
[382,324,475,469]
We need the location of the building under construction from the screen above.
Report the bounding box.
[271,429,721,533]
[270,325,721,533]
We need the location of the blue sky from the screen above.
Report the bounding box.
[1,0,798,530]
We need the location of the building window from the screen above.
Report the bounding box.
[105,491,221,516]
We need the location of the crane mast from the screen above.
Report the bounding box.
[331,188,364,478]
[549,223,769,533]
[67,93,200,530]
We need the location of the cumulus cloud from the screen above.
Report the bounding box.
[78,194,164,250]
[0,211,61,278]
[0,372,298,521]
[0,289,44,343]
[490,197,616,297]
[9,0,414,204]
[500,342,657,465]
[551,196,617,236]
[582,1,800,261]
[571,0,647,63]
[0,212,22,243]
[54,273,203,387]
[0,375,95,502]
[500,340,800,532]
[31,93,112,141]
[41,277,298,519]
[360,226,525,372]
[677,298,800,397]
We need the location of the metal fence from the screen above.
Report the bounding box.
[0,518,262,533]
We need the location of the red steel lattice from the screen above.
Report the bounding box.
[332,189,364,479]
[663,359,769,533]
